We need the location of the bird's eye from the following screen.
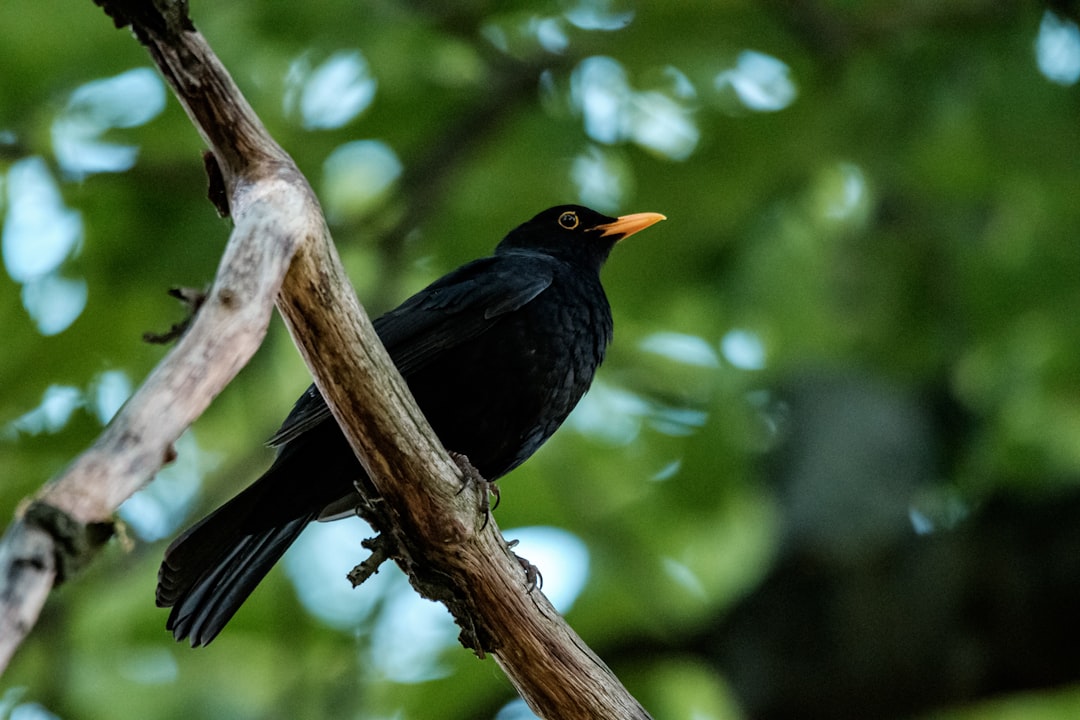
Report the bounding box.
[558,212,579,230]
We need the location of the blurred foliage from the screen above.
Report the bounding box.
[3,0,1080,718]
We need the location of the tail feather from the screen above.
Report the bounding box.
[157,418,361,645]
[162,515,312,647]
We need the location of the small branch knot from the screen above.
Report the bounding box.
[22,501,115,585]
[347,534,396,587]
[144,286,207,344]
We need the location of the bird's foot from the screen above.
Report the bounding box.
[451,452,499,526]
[506,539,543,592]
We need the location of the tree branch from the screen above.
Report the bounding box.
[0,162,307,669]
[1,1,651,717]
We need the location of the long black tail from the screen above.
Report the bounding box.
[156,425,360,646]
[157,507,314,646]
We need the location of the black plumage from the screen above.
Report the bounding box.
[156,205,665,645]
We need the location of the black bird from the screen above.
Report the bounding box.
[156,204,665,645]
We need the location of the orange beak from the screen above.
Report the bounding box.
[596,212,666,241]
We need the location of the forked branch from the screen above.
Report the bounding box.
[0,2,650,717]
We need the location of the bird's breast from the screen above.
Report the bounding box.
[405,274,612,479]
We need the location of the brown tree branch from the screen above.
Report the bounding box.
[0,159,309,668]
[0,1,651,717]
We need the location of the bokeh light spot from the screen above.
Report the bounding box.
[1036,10,1080,86]
[5,385,82,437]
[568,379,648,445]
[3,157,82,283]
[51,67,165,178]
[640,331,720,368]
[571,145,630,212]
[715,50,797,112]
[286,51,377,130]
[721,329,766,370]
[322,140,402,220]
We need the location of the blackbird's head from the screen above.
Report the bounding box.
[496,205,665,270]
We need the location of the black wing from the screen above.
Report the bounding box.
[268,254,554,446]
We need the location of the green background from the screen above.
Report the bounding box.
[3,1,1080,718]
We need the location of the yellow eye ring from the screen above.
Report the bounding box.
[558,212,579,230]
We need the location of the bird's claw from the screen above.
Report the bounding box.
[451,452,499,527]
[506,539,543,592]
